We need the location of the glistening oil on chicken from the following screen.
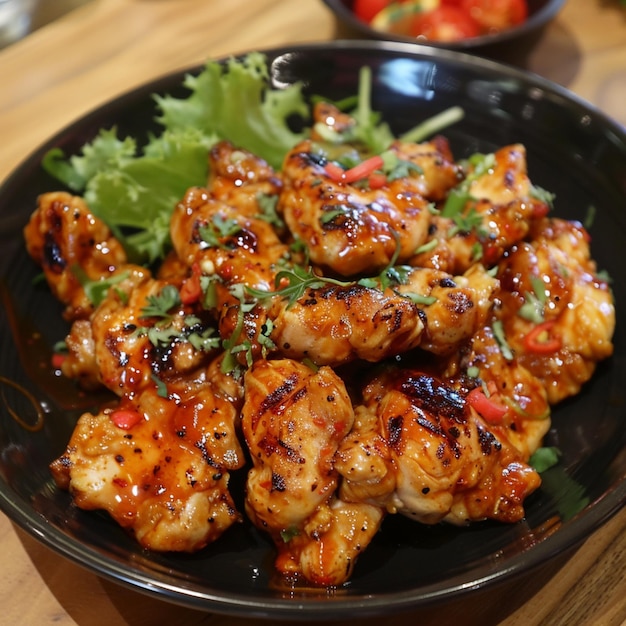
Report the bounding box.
[25,95,615,587]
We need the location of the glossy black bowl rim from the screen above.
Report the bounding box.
[321,0,567,50]
[1,39,625,619]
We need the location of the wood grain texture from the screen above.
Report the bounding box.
[1,0,625,623]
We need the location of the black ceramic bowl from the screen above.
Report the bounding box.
[1,40,625,620]
[322,0,566,53]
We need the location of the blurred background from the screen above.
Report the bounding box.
[0,0,91,48]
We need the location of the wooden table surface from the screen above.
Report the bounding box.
[1,0,625,624]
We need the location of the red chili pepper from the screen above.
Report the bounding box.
[343,154,385,183]
[367,172,388,189]
[531,201,550,218]
[110,409,143,430]
[324,154,385,184]
[180,262,203,304]
[523,320,562,354]
[467,385,508,424]
[51,353,66,369]
[324,162,346,181]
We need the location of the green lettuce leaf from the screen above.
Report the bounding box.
[42,52,308,263]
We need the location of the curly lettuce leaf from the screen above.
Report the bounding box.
[42,52,308,262]
[155,52,308,169]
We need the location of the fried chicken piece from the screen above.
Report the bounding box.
[241,358,382,585]
[279,139,432,276]
[385,135,461,201]
[170,185,288,287]
[310,101,460,201]
[23,191,127,320]
[498,218,615,404]
[335,368,541,525]
[394,263,499,355]
[267,282,425,366]
[273,497,384,587]
[206,140,283,214]
[50,358,246,552]
[410,144,550,273]
[61,267,220,395]
[444,324,552,459]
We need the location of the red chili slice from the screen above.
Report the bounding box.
[180,262,203,304]
[51,353,66,369]
[467,385,508,424]
[343,154,385,183]
[324,162,346,181]
[324,154,385,184]
[367,172,388,189]
[110,409,143,430]
[523,320,562,354]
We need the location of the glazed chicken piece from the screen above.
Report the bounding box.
[23,191,127,321]
[394,263,499,355]
[335,367,541,525]
[267,262,497,366]
[170,185,288,288]
[497,218,615,404]
[241,358,384,585]
[444,324,552,459]
[169,142,288,343]
[206,140,283,215]
[272,496,384,587]
[50,355,246,552]
[385,135,461,201]
[279,139,432,277]
[266,282,425,366]
[410,144,550,273]
[61,267,220,395]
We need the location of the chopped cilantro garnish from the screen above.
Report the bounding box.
[198,214,242,248]
[492,319,514,361]
[72,267,131,307]
[140,285,181,319]
[530,184,555,208]
[518,275,548,324]
[247,265,350,309]
[151,372,169,398]
[256,193,284,229]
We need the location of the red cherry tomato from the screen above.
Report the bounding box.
[461,0,527,32]
[353,0,392,23]
[410,6,481,41]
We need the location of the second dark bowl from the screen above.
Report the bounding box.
[322,0,566,54]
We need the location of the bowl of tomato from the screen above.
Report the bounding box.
[321,0,565,51]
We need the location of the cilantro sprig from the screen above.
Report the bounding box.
[247,266,351,309]
[140,285,181,320]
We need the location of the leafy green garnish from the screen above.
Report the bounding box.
[529,446,561,473]
[518,275,548,324]
[155,54,308,170]
[71,267,130,307]
[151,373,169,398]
[255,193,284,229]
[442,152,495,219]
[42,53,308,263]
[492,319,514,361]
[197,214,243,248]
[530,184,555,208]
[399,106,464,144]
[247,265,350,309]
[140,285,181,320]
